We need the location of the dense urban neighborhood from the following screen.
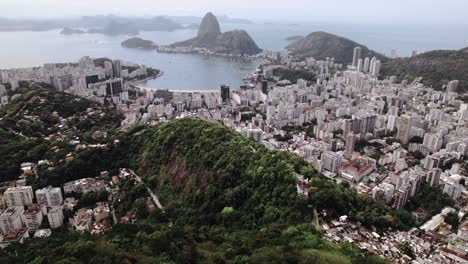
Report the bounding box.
[0,44,467,263]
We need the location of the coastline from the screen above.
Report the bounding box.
[129,70,164,87]
[156,46,261,61]
[134,85,221,94]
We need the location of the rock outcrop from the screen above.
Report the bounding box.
[197,12,221,37]
[171,12,262,56]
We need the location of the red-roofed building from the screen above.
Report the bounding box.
[340,158,375,184]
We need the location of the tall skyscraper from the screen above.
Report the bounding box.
[387,115,397,131]
[352,47,362,67]
[261,80,268,94]
[371,60,381,77]
[447,80,459,93]
[220,85,231,103]
[396,115,412,144]
[426,168,441,187]
[357,58,363,72]
[113,60,122,78]
[345,133,357,156]
[363,57,370,72]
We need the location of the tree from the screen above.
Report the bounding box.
[398,241,415,259]
[409,136,423,144]
[445,211,461,231]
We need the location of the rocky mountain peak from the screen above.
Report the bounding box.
[198,12,221,37]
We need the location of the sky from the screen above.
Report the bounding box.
[1,0,468,24]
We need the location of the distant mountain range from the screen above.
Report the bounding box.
[381,47,468,92]
[167,15,253,25]
[287,31,387,63]
[0,15,253,35]
[170,12,262,56]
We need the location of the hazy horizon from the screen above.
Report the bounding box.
[2,0,468,25]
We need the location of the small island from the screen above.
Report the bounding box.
[286,35,304,42]
[164,12,262,56]
[60,27,86,35]
[121,37,158,50]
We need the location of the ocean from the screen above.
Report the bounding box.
[0,22,467,90]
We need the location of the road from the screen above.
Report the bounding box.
[129,169,165,211]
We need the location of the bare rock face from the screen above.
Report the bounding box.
[197,12,221,37]
[171,12,262,55]
[215,30,262,55]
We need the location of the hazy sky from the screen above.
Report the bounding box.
[2,0,468,24]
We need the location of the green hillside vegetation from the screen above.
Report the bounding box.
[381,47,468,92]
[0,223,389,264]
[0,86,122,182]
[273,67,317,84]
[287,31,387,63]
[136,118,317,227]
[0,88,403,263]
[1,118,391,264]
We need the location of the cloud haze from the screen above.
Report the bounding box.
[1,0,468,24]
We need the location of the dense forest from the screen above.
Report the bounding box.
[381,47,468,92]
[0,87,122,182]
[1,113,396,263]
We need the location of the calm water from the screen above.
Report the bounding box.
[0,23,467,90]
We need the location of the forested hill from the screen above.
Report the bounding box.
[287,31,387,63]
[1,116,392,263]
[136,118,316,227]
[0,86,122,182]
[381,47,468,92]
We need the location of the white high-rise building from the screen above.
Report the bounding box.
[48,206,64,229]
[447,80,459,93]
[352,47,362,67]
[321,151,342,173]
[78,56,94,69]
[423,133,443,153]
[22,204,44,230]
[443,174,464,200]
[345,133,357,156]
[396,115,412,144]
[426,168,441,187]
[371,60,381,77]
[4,186,34,207]
[363,57,370,72]
[372,183,395,204]
[113,60,122,78]
[387,115,397,131]
[357,58,363,72]
[369,57,377,74]
[0,206,24,234]
[35,187,63,207]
